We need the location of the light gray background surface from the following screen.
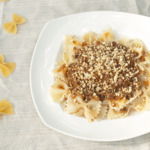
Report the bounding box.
[0,0,150,149]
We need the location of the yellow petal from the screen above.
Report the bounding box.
[0,0,8,1]
[13,14,26,24]
[0,63,16,77]
[0,99,14,115]
[3,22,17,34]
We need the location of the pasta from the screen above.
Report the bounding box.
[107,106,131,119]
[64,94,101,122]
[50,79,69,102]
[0,0,8,1]
[0,99,14,115]
[0,54,16,77]
[3,13,26,34]
[50,28,150,122]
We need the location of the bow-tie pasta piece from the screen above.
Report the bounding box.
[0,54,16,77]
[0,99,14,115]
[13,14,26,24]
[3,13,26,34]
[3,22,17,34]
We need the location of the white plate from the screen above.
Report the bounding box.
[30,11,150,141]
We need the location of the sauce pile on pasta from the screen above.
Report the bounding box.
[65,41,143,102]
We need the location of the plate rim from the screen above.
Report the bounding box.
[30,11,150,142]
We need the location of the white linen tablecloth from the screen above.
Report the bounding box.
[0,0,150,149]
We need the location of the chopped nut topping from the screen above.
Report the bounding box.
[65,41,144,101]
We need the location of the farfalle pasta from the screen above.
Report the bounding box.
[0,54,16,77]
[50,28,150,122]
[50,79,68,102]
[64,95,101,121]
[3,14,26,34]
[0,99,14,115]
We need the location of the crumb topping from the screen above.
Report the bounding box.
[65,41,143,101]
